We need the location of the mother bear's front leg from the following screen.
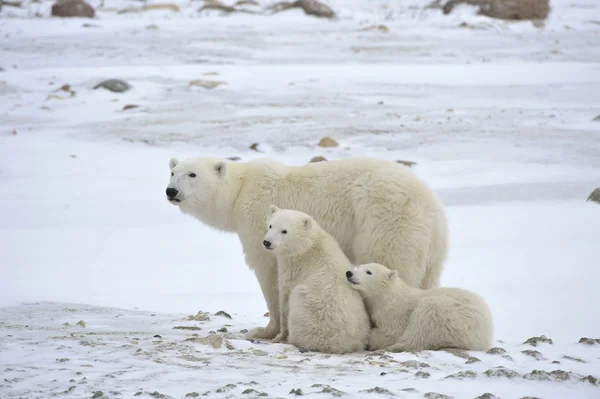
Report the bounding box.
[244,249,281,340]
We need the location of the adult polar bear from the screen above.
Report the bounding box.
[166,156,448,340]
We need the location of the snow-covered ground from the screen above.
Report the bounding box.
[1,0,600,398]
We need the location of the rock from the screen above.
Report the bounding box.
[442,0,550,20]
[311,384,344,397]
[264,311,269,317]
[227,156,241,161]
[76,320,86,328]
[93,79,131,93]
[142,3,180,12]
[309,156,328,163]
[474,394,498,399]
[252,349,268,356]
[441,348,469,359]
[240,329,249,333]
[188,79,227,89]
[484,367,520,379]
[185,393,199,398]
[215,310,232,319]
[146,24,160,30]
[188,311,210,321]
[173,326,202,331]
[148,392,169,399]
[424,393,453,399]
[398,360,430,369]
[270,0,335,19]
[92,392,104,399]
[396,160,417,167]
[562,355,585,363]
[415,371,430,379]
[225,341,235,350]
[51,0,95,18]
[198,335,223,349]
[317,136,339,148]
[217,327,228,333]
[123,104,139,111]
[360,25,389,33]
[486,347,507,355]
[523,369,579,382]
[360,387,394,395]
[466,356,481,364]
[289,388,303,395]
[582,375,598,385]
[586,189,600,204]
[153,334,162,339]
[445,370,477,379]
[521,349,546,360]
[523,335,552,347]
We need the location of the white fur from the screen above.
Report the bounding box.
[264,207,369,353]
[166,156,448,340]
[348,263,493,352]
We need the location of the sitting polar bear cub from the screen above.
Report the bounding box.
[166,156,448,340]
[347,263,493,352]
[263,206,370,353]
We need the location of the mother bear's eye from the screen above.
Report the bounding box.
[269,225,272,229]
[282,230,287,234]
[366,271,372,275]
[189,173,196,178]
[171,172,174,177]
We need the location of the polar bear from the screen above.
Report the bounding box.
[347,263,493,352]
[166,156,448,340]
[263,206,369,353]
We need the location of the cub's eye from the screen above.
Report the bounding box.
[189,173,196,178]
[366,271,372,275]
[269,225,272,229]
[171,172,174,177]
[282,230,287,234]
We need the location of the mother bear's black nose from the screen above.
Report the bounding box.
[263,240,271,248]
[346,271,353,278]
[166,188,178,199]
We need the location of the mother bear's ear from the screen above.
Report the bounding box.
[215,161,227,177]
[267,205,280,217]
[169,157,179,170]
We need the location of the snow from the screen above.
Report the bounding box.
[1,0,600,398]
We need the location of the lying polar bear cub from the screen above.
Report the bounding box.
[347,263,493,352]
[263,206,370,353]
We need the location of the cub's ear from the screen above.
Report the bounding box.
[169,157,179,170]
[215,161,227,177]
[388,270,398,280]
[267,205,280,217]
[302,217,312,229]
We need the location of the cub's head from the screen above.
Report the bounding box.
[166,157,227,207]
[346,263,398,295]
[262,206,315,256]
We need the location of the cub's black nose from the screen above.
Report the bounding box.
[263,240,271,248]
[346,271,353,278]
[166,188,178,199]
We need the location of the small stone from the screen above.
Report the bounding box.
[93,79,131,93]
[217,327,228,333]
[586,189,600,204]
[289,388,303,395]
[474,394,498,399]
[582,375,598,385]
[445,370,477,379]
[398,360,430,369]
[311,384,344,397]
[149,392,169,398]
[153,334,162,339]
[317,136,339,148]
[56,358,69,363]
[276,355,288,359]
[484,367,520,379]
[593,114,600,121]
[134,392,143,396]
[188,79,227,89]
[198,335,223,349]
[415,371,430,379]
[263,312,269,317]
[380,372,387,376]
[123,104,139,111]
[227,156,241,161]
[552,360,560,364]
[424,393,453,399]
[396,160,416,167]
[76,320,86,328]
[187,311,210,321]
[215,310,232,319]
[12,130,17,135]
[225,342,235,350]
[173,326,202,331]
[146,24,160,30]
[523,335,553,347]
[240,329,249,333]
[360,387,394,395]
[249,143,261,152]
[92,392,104,399]
[360,24,389,33]
[401,388,417,393]
[185,394,199,398]
[252,349,268,356]
[466,356,481,364]
[51,0,95,18]
[441,348,470,359]
[521,350,546,360]
[309,156,328,163]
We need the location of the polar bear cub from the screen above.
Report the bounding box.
[347,263,493,352]
[263,206,370,353]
